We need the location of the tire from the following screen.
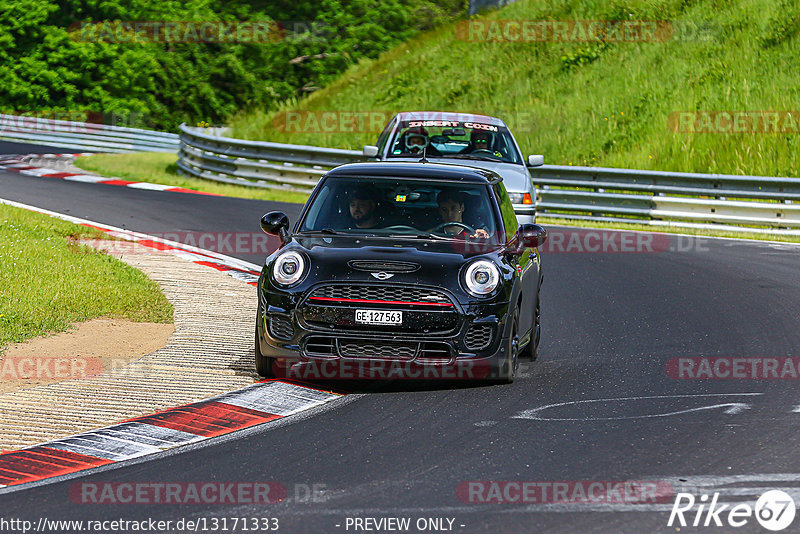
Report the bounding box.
[255,301,276,378]
[520,290,540,361]
[498,306,520,384]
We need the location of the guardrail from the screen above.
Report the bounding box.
[531,166,800,232]
[0,114,179,153]
[178,124,366,192]
[178,124,800,233]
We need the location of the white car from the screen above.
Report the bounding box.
[363,111,544,224]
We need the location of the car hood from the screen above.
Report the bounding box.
[280,235,505,294]
[384,157,531,193]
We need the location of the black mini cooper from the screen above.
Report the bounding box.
[256,162,546,382]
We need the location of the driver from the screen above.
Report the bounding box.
[435,190,489,239]
[466,130,503,158]
[347,186,380,229]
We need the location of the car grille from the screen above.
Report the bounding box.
[308,284,451,306]
[464,324,493,351]
[303,336,453,362]
[268,314,294,340]
[339,340,416,359]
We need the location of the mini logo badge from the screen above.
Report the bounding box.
[371,272,394,280]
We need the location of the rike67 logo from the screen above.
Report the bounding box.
[668,490,796,531]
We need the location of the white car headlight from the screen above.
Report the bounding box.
[507,192,523,204]
[272,251,306,286]
[463,260,500,297]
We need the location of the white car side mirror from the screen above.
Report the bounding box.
[528,154,544,167]
[363,145,379,158]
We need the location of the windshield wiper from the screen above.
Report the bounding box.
[384,233,451,241]
[297,228,343,236]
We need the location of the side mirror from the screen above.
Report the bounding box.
[363,145,379,158]
[527,154,544,167]
[261,211,290,243]
[518,223,547,249]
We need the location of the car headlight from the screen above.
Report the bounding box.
[272,251,306,286]
[463,260,500,297]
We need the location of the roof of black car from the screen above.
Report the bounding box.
[325,161,502,184]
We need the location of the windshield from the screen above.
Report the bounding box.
[298,177,502,243]
[387,120,522,165]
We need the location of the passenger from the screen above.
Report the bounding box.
[435,190,489,239]
[400,127,441,156]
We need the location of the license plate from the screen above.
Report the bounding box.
[355,309,402,325]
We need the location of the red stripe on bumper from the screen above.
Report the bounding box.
[308,296,453,307]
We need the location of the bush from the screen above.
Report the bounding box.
[0,0,465,131]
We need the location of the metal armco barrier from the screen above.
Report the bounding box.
[178,124,800,233]
[531,165,800,232]
[469,0,519,15]
[178,124,366,192]
[0,114,179,153]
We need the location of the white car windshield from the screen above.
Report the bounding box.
[387,120,522,165]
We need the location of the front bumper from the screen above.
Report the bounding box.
[257,283,513,378]
[513,204,536,225]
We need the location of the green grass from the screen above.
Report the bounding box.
[0,204,173,352]
[229,0,800,179]
[74,152,310,204]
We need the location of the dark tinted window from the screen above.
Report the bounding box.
[299,177,502,243]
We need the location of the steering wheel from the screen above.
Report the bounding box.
[471,149,502,159]
[429,221,475,234]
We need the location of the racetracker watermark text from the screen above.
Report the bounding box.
[669,111,800,134]
[457,480,674,504]
[0,357,103,381]
[90,229,709,256]
[0,111,153,132]
[274,359,492,380]
[71,21,285,43]
[0,517,280,533]
[456,20,717,42]
[536,230,709,254]
[95,232,281,255]
[270,110,540,133]
[668,357,800,379]
[69,482,287,504]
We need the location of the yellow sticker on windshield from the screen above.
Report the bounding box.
[395,194,407,202]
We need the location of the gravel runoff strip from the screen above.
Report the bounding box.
[0,238,260,451]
